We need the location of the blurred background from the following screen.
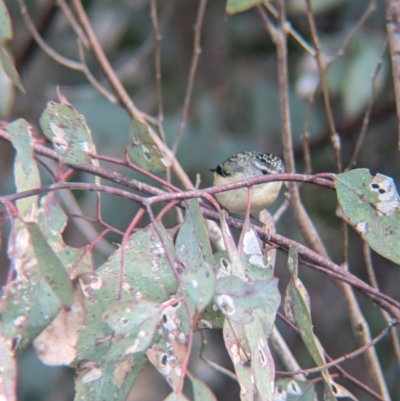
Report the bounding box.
[1,0,400,400]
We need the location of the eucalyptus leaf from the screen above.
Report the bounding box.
[274,378,315,401]
[0,0,12,45]
[284,246,336,400]
[26,222,74,307]
[8,118,40,217]
[75,224,177,401]
[244,316,274,400]
[191,376,217,401]
[226,0,264,14]
[176,199,216,313]
[0,47,25,92]
[335,169,400,264]
[39,101,93,165]
[102,298,161,353]
[127,119,169,172]
[102,298,161,335]
[222,320,254,401]
[215,276,280,324]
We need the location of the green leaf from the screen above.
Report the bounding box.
[222,321,254,401]
[27,222,74,307]
[8,119,34,177]
[191,376,217,401]
[287,0,346,14]
[102,298,160,335]
[241,223,274,280]
[215,276,280,324]
[74,355,145,401]
[274,378,315,400]
[0,1,12,45]
[102,298,160,353]
[283,246,336,400]
[39,101,93,165]
[226,0,264,14]
[244,316,274,400]
[127,119,169,172]
[75,224,178,401]
[8,118,40,216]
[37,196,94,279]
[146,340,182,391]
[335,169,400,264]
[176,199,216,313]
[0,47,25,92]
[0,268,62,353]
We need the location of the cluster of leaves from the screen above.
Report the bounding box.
[1,99,400,400]
[0,100,282,400]
[0,0,400,401]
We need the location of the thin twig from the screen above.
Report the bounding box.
[363,242,400,366]
[2,181,400,318]
[328,0,377,66]
[77,40,118,103]
[277,312,387,401]
[385,0,400,148]
[150,0,164,125]
[263,2,315,56]
[302,100,313,173]
[278,321,397,377]
[57,0,89,48]
[346,40,388,170]
[70,0,145,122]
[305,0,342,173]
[262,0,329,258]
[172,0,208,155]
[149,0,168,147]
[270,326,306,381]
[17,0,83,70]
[17,0,116,101]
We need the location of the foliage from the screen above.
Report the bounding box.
[0,0,400,401]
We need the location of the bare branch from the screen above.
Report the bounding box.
[305,0,342,173]
[385,0,400,148]
[172,0,208,155]
[346,40,388,170]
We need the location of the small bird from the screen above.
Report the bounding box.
[211,151,285,214]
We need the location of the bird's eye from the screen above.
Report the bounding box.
[261,169,269,175]
[215,164,229,177]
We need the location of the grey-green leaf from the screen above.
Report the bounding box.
[8,118,40,216]
[75,224,177,401]
[191,376,217,401]
[215,276,280,324]
[335,169,400,264]
[274,378,315,401]
[127,119,169,172]
[102,298,160,353]
[176,199,216,313]
[0,47,25,92]
[27,222,73,307]
[226,0,264,14]
[284,248,336,400]
[102,298,161,335]
[0,1,12,45]
[39,101,93,165]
